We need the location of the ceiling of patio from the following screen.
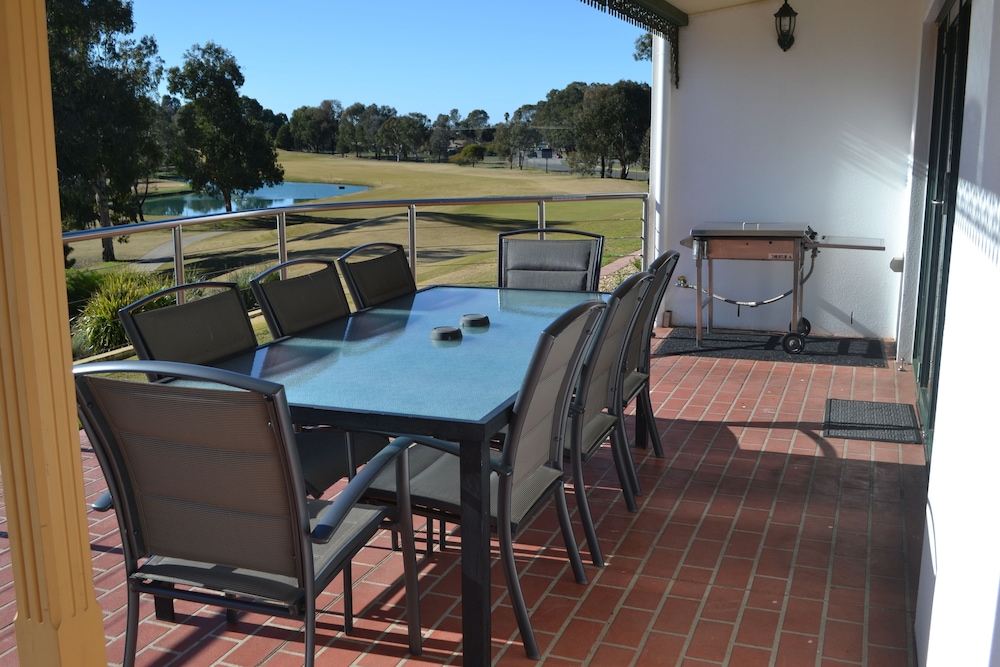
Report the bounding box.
[671,0,766,15]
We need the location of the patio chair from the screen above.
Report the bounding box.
[337,242,416,309]
[251,258,351,338]
[568,271,652,567]
[74,359,422,667]
[497,228,605,291]
[118,281,386,499]
[363,299,607,659]
[621,250,679,457]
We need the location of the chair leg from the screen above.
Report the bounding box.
[572,446,605,567]
[153,585,175,622]
[123,586,141,667]
[342,562,353,634]
[498,519,540,660]
[634,399,649,450]
[639,387,664,458]
[555,485,588,584]
[304,597,317,667]
[608,428,638,512]
[615,420,642,498]
[225,595,239,624]
[398,509,423,655]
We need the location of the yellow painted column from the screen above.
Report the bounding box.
[0,0,108,664]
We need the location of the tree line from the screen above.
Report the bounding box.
[48,0,650,263]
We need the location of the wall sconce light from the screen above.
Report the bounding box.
[774,1,797,51]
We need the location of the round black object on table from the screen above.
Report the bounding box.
[430,326,463,341]
[461,313,490,329]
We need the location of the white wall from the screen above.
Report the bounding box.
[658,0,922,339]
[916,1,1000,664]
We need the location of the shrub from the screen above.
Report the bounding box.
[65,269,106,318]
[226,265,269,310]
[72,269,171,357]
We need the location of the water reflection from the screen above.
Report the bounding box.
[143,181,370,217]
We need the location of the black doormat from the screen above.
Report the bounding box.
[823,399,922,444]
[654,327,888,368]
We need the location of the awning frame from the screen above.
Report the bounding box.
[579,0,687,87]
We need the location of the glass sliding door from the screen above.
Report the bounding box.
[913,0,970,461]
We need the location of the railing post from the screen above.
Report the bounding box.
[408,204,417,281]
[641,194,650,269]
[537,200,546,239]
[276,211,288,278]
[172,225,185,302]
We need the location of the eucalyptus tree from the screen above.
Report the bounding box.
[533,82,589,155]
[634,33,653,61]
[460,109,490,143]
[491,107,537,169]
[358,104,397,158]
[167,42,283,212]
[47,0,163,261]
[574,84,615,177]
[376,115,428,161]
[428,113,454,162]
[574,80,650,179]
[290,101,341,153]
[605,80,651,179]
[338,102,367,156]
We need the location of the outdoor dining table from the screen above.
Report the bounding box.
[212,284,606,664]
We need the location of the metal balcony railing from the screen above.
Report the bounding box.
[62,192,651,294]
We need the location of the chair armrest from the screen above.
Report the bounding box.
[91,490,113,512]
[399,433,513,478]
[310,436,415,544]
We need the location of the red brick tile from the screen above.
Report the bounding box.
[730,645,775,667]
[653,596,700,635]
[782,598,825,635]
[686,619,734,662]
[735,608,780,648]
[636,631,686,667]
[823,620,865,662]
[776,632,820,667]
[605,607,654,647]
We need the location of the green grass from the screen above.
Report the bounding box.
[66,151,648,287]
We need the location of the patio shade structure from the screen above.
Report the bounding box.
[578,0,688,86]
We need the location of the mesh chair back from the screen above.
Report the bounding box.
[337,243,416,309]
[120,283,257,365]
[577,272,652,422]
[498,229,604,291]
[624,251,679,373]
[503,300,606,488]
[75,364,307,582]
[252,259,351,338]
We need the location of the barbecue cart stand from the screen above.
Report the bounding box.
[681,224,885,354]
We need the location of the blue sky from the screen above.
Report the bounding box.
[129,0,651,123]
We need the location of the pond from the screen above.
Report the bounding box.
[142,181,371,217]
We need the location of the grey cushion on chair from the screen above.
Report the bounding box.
[251,259,351,339]
[621,250,680,457]
[498,229,605,292]
[118,281,375,499]
[363,299,607,660]
[74,360,421,667]
[337,243,416,309]
[567,271,653,567]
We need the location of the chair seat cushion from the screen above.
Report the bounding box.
[367,443,563,528]
[622,371,649,403]
[567,412,618,461]
[135,500,386,611]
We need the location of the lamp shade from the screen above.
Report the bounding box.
[775,1,797,51]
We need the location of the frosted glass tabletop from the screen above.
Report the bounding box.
[215,285,604,437]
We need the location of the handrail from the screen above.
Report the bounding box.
[62,191,650,287]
